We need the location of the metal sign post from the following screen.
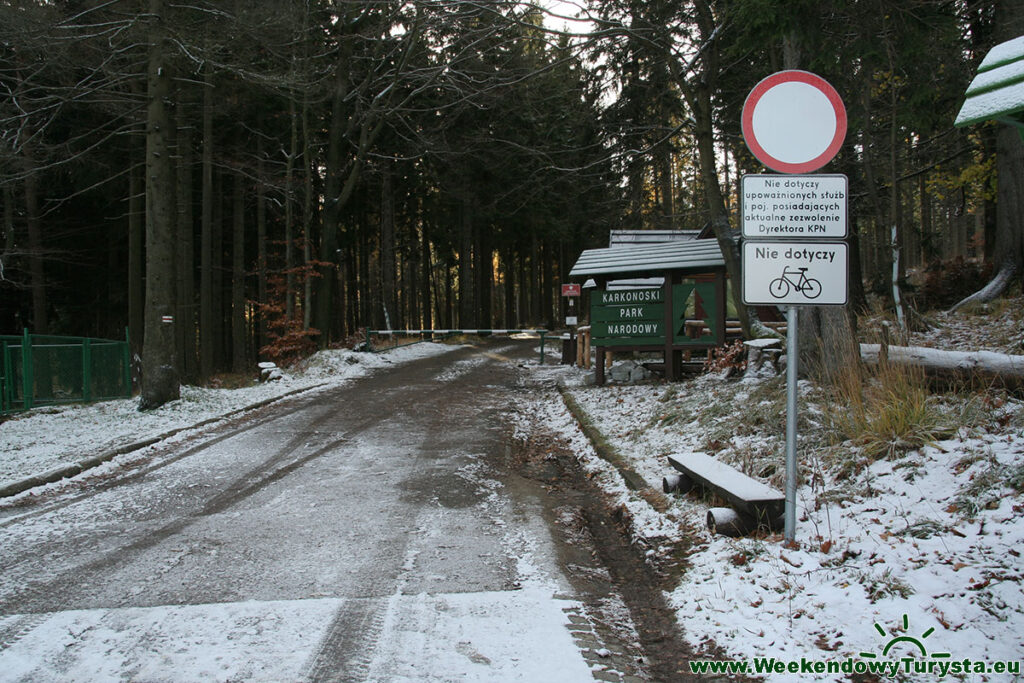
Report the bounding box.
[740,70,849,544]
[785,306,799,540]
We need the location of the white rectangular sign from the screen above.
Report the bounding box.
[742,174,847,239]
[742,241,848,306]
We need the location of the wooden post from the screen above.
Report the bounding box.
[595,347,605,385]
[663,273,675,381]
[880,320,891,365]
[22,328,33,410]
[82,338,92,402]
[123,327,132,396]
[714,269,727,345]
[1,341,10,413]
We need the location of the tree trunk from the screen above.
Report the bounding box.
[2,185,14,289]
[381,163,397,329]
[138,0,180,410]
[888,73,907,329]
[861,343,1024,391]
[477,219,492,328]
[529,233,539,325]
[285,96,297,322]
[346,242,358,333]
[503,248,514,328]
[302,95,315,333]
[232,172,246,374]
[420,221,432,331]
[919,173,934,262]
[25,166,47,333]
[315,39,354,343]
[256,136,267,352]
[212,170,224,369]
[129,153,144,356]
[200,64,215,380]
[459,197,474,328]
[175,108,195,382]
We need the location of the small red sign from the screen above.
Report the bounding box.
[561,283,581,297]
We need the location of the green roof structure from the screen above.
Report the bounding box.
[955,35,1024,138]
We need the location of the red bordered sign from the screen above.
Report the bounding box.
[742,70,847,175]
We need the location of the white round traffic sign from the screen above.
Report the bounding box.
[742,71,847,174]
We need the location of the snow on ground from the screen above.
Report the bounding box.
[5,323,1023,679]
[525,334,1024,679]
[0,342,459,492]
[0,336,604,682]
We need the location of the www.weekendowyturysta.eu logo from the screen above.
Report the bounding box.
[860,613,950,661]
[687,614,1020,678]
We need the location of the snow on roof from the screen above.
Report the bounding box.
[956,34,1024,128]
[608,229,701,248]
[978,34,1024,72]
[569,239,724,279]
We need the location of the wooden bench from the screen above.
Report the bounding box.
[664,453,785,536]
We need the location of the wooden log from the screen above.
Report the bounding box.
[662,472,694,494]
[706,507,750,537]
[860,344,1024,390]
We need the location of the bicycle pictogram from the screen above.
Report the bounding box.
[769,267,822,299]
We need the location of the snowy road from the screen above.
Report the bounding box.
[0,341,642,682]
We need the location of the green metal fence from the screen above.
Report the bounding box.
[0,330,132,415]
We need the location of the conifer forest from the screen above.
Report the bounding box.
[1,0,1020,405]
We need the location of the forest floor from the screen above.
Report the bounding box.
[519,295,1024,681]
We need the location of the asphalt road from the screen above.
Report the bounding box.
[0,340,649,682]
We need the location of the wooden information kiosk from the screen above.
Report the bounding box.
[569,239,729,385]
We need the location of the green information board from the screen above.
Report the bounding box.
[590,284,719,347]
[591,288,664,346]
[591,303,663,323]
[592,289,664,306]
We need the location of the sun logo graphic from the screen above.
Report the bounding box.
[860,614,951,661]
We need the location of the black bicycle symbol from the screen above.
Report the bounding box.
[769,267,822,299]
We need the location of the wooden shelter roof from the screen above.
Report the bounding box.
[569,239,725,279]
[955,34,1024,131]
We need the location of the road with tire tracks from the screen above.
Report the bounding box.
[0,339,673,682]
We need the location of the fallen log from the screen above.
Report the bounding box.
[860,343,1024,391]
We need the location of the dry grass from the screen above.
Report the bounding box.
[821,360,957,461]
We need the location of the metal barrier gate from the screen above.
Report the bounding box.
[363,329,550,363]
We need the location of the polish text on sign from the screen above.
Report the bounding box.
[741,175,847,239]
[742,241,848,306]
